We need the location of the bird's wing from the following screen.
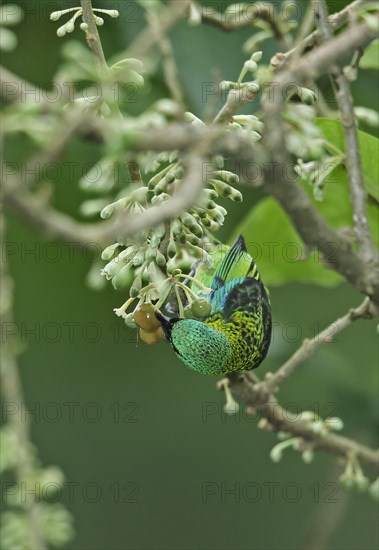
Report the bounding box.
[222,277,268,319]
[208,235,263,315]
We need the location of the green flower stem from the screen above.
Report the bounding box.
[270,437,300,462]
[237,66,248,85]
[321,139,344,156]
[175,273,211,293]
[175,281,197,304]
[174,285,185,318]
[154,283,172,310]
[174,280,195,298]
[114,296,137,317]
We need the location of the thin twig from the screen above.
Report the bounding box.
[264,297,376,394]
[1,151,209,244]
[288,2,336,117]
[201,3,291,50]
[125,2,190,59]
[227,375,379,469]
[146,9,186,110]
[80,0,108,69]
[271,0,365,69]
[1,179,111,247]
[315,0,376,263]
[263,16,379,301]
[80,0,125,122]
[213,86,258,124]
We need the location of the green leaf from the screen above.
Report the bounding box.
[230,197,343,287]
[360,39,379,69]
[316,117,379,202]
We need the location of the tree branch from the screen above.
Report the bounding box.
[263,16,379,301]
[2,182,107,247]
[80,0,108,69]
[223,293,378,468]
[264,297,376,394]
[200,2,290,49]
[125,1,190,60]
[226,374,379,470]
[271,0,365,68]
[146,9,186,111]
[2,150,208,246]
[213,86,258,124]
[315,0,376,263]
[262,171,379,302]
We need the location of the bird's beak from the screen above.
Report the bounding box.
[155,312,171,336]
[155,312,178,340]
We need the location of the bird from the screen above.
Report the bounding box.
[156,235,272,375]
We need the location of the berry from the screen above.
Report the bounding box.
[139,327,164,345]
[134,303,161,331]
[191,299,211,319]
[183,305,194,319]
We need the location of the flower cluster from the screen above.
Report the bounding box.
[50,6,119,37]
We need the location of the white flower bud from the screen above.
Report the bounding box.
[94,15,104,26]
[244,60,258,72]
[100,204,115,219]
[101,243,119,261]
[245,81,260,93]
[50,11,62,21]
[250,51,263,62]
[311,420,327,436]
[324,417,344,431]
[57,25,67,37]
[270,446,283,463]
[302,449,314,464]
[354,106,379,127]
[65,21,75,33]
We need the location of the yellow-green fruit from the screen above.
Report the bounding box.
[191,299,211,319]
[140,326,164,345]
[134,304,161,332]
[183,305,194,319]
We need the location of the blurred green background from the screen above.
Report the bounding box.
[2,1,378,549]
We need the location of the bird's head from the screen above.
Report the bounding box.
[155,312,232,375]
